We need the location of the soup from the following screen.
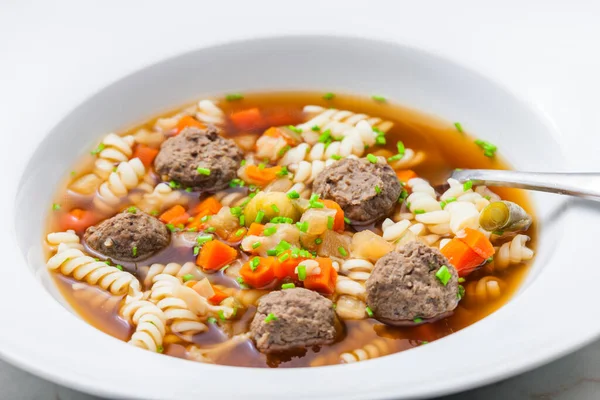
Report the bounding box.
[44,92,536,368]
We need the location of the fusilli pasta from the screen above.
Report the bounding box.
[142,262,205,289]
[494,234,534,270]
[94,158,146,213]
[339,338,391,363]
[196,100,225,126]
[46,230,83,252]
[121,299,167,352]
[134,182,184,214]
[93,134,135,180]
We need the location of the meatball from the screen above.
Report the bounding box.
[365,241,459,325]
[250,288,336,353]
[84,210,170,261]
[312,157,401,223]
[154,127,243,191]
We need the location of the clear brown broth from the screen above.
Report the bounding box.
[46,92,536,368]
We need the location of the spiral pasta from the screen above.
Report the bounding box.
[336,275,366,300]
[339,338,391,363]
[291,159,336,184]
[133,128,166,148]
[149,274,208,337]
[297,105,394,136]
[134,182,184,214]
[196,100,225,126]
[142,262,205,289]
[214,190,250,208]
[72,282,123,313]
[406,178,441,213]
[121,299,167,352]
[46,230,83,252]
[465,276,505,304]
[93,133,135,180]
[47,246,141,297]
[94,158,146,213]
[340,259,374,282]
[494,234,534,270]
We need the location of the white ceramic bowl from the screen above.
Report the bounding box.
[2,35,599,400]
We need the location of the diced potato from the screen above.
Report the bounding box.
[318,230,352,259]
[351,230,394,262]
[300,208,337,236]
[243,192,300,226]
[207,206,240,238]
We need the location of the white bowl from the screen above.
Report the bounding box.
[3,35,599,400]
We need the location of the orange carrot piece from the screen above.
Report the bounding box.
[304,257,338,295]
[265,110,297,127]
[321,199,345,232]
[396,169,418,183]
[273,251,306,280]
[191,197,222,216]
[230,108,263,131]
[226,227,247,242]
[196,241,238,271]
[132,145,159,168]
[175,115,205,134]
[247,223,265,236]
[239,257,277,288]
[209,286,229,305]
[59,208,97,232]
[458,228,495,259]
[440,238,485,277]
[245,165,282,186]
[159,205,189,225]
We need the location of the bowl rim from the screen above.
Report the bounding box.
[2,33,598,400]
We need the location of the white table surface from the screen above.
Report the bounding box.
[2,0,600,398]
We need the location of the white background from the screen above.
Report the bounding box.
[1,0,599,399]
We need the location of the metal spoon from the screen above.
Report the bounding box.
[451,170,600,202]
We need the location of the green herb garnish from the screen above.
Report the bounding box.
[435,265,452,286]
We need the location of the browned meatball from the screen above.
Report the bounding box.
[84,210,170,261]
[312,157,401,223]
[154,127,243,191]
[365,241,459,325]
[250,288,336,353]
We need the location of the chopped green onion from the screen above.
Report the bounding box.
[287,190,300,199]
[413,317,423,323]
[398,190,409,203]
[338,247,348,257]
[297,265,307,281]
[267,249,277,256]
[196,235,213,245]
[90,143,105,156]
[367,154,378,163]
[207,317,217,324]
[250,257,260,271]
[193,246,200,256]
[182,274,195,282]
[229,179,244,188]
[372,95,386,102]
[454,122,464,133]
[241,159,247,166]
[414,209,426,214]
[458,277,466,283]
[375,185,381,194]
[225,93,244,101]
[440,197,456,209]
[264,313,278,323]
[230,207,242,216]
[435,265,452,286]
[315,238,323,245]
[132,246,138,257]
[52,203,61,211]
[474,139,498,158]
[278,253,290,262]
[288,125,303,134]
[318,129,332,143]
[200,215,211,223]
[492,230,504,236]
[271,204,280,214]
[276,166,289,176]
[185,187,193,193]
[157,345,164,353]
[218,310,226,321]
[235,228,245,237]
[323,92,335,100]
[282,283,295,289]
[365,306,374,317]
[252,242,262,249]
[115,265,124,271]
[486,256,494,263]
[376,136,386,145]
[388,154,402,162]
[296,221,309,233]
[166,223,176,232]
[197,167,211,176]
[169,180,181,189]
[239,215,245,226]
[263,227,277,237]
[331,154,342,160]
[126,206,137,214]
[255,210,265,223]
[236,276,245,285]
[463,180,473,191]
[397,141,406,155]
[205,227,216,233]
[311,125,320,132]
[327,216,334,230]
[457,285,466,300]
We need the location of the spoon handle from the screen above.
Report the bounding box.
[451,170,600,201]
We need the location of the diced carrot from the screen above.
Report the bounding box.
[132,144,159,168]
[272,251,306,280]
[59,209,97,232]
[239,257,277,288]
[196,241,238,271]
[174,115,205,134]
[230,108,263,131]
[245,165,282,186]
[396,169,418,183]
[304,257,338,295]
[321,199,345,232]
[226,228,247,242]
[458,228,495,259]
[440,238,485,277]
[187,197,223,230]
[159,205,190,226]
[247,223,265,236]
[209,286,229,305]
[265,110,297,127]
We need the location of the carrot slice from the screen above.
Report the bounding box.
[245,165,282,186]
[304,257,338,294]
[240,257,277,288]
[230,108,263,131]
[396,169,418,183]
[273,250,306,280]
[175,115,205,134]
[440,238,485,277]
[191,197,222,216]
[265,110,297,127]
[321,199,345,232]
[226,227,247,242]
[59,208,97,232]
[196,241,238,271]
[458,228,495,259]
[209,286,229,305]
[159,205,190,226]
[132,144,159,168]
[247,223,265,236]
